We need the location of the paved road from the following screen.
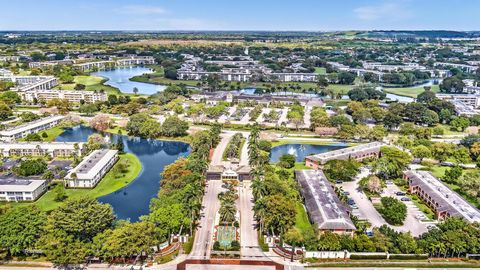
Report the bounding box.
[238,181,265,259]
[189,181,224,259]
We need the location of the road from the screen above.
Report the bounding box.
[189,180,224,259]
[237,181,265,259]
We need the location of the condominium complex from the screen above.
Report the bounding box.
[295,170,356,235]
[305,142,383,169]
[0,115,65,142]
[0,178,47,201]
[0,142,84,157]
[28,60,74,68]
[0,75,58,92]
[21,89,107,103]
[404,170,480,222]
[436,93,480,109]
[65,149,118,188]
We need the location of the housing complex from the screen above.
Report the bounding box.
[305,142,383,169]
[65,149,118,188]
[0,178,47,201]
[0,115,65,142]
[404,170,480,222]
[295,170,356,235]
[21,89,107,103]
[0,142,84,157]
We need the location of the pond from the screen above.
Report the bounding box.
[55,125,190,221]
[269,143,347,163]
[92,66,166,95]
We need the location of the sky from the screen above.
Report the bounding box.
[0,0,479,31]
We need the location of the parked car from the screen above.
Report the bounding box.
[396,191,406,196]
[351,204,359,209]
[440,161,455,167]
[347,198,355,205]
[335,180,343,184]
[401,197,411,201]
[343,191,350,196]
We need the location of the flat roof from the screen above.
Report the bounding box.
[306,142,383,164]
[68,149,118,180]
[0,115,65,137]
[0,142,83,151]
[0,178,46,192]
[405,170,480,223]
[295,170,356,231]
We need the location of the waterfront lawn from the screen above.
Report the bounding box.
[34,153,142,211]
[271,139,338,147]
[40,126,66,142]
[383,84,440,98]
[56,75,142,96]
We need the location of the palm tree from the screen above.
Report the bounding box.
[219,201,236,225]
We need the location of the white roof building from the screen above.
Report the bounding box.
[0,178,47,201]
[0,115,65,142]
[66,149,118,188]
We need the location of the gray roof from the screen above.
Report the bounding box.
[405,170,480,223]
[295,170,356,231]
[306,142,382,164]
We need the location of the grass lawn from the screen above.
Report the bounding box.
[383,84,439,98]
[295,202,314,235]
[56,75,145,97]
[40,126,66,142]
[33,153,142,212]
[293,162,310,170]
[314,67,327,75]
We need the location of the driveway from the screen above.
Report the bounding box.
[189,181,224,259]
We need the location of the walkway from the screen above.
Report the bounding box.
[238,181,265,259]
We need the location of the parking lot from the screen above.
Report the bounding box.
[341,168,432,237]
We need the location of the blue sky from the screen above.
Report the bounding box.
[0,0,478,31]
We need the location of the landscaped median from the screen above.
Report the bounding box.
[34,152,142,211]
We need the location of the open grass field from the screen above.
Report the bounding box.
[33,153,142,212]
[383,84,439,98]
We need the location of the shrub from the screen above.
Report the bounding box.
[378,197,407,225]
[349,254,388,260]
[230,240,240,251]
[213,241,220,251]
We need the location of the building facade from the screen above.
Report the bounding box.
[21,89,107,104]
[0,115,65,142]
[404,170,480,222]
[305,142,383,169]
[65,149,118,188]
[0,142,84,157]
[0,179,47,202]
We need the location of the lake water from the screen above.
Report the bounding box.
[55,125,190,221]
[269,143,347,163]
[92,66,166,95]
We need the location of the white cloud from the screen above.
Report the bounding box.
[354,1,412,21]
[115,5,167,15]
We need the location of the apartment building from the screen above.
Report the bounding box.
[295,170,356,235]
[21,89,107,103]
[0,142,84,157]
[65,149,118,188]
[0,178,47,202]
[0,115,65,142]
[305,142,383,169]
[404,170,480,222]
[436,93,480,109]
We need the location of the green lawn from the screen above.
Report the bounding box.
[33,153,142,212]
[56,75,145,97]
[295,202,314,235]
[383,84,439,98]
[293,162,310,170]
[314,67,327,75]
[40,126,66,142]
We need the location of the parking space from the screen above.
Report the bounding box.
[341,167,430,237]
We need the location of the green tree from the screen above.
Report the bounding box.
[379,197,407,225]
[283,228,304,262]
[443,166,463,184]
[323,159,360,182]
[411,145,432,161]
[0,206,46,255]
[161,115,189,137]
[278,154,296,169]
[24,133,42,142]
[450,117,470,132]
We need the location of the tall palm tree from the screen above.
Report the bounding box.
[219,201,236,225]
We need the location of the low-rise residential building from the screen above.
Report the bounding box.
[404,170,480,222]
[28,60,74,68]
[434,62,478,73]
[206,164,251,181]
[0,142,84,157]
[21,89,107,103]
[305,142,382,169]
[65,149,118,188]
[436,93,480,109]
[0,115,65,142]
[0,178,47,201]
[295,170,356,235]
[451,100,477,116]
[0,75,58,92]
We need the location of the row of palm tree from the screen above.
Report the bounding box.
[218,180,238,225]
